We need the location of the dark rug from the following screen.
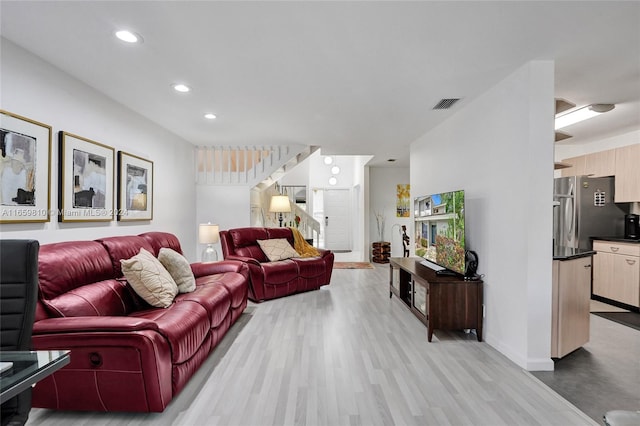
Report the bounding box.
[592,311,640,331]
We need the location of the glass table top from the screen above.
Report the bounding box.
[0,350,70,404]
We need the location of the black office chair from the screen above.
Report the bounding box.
[0,240,39,426]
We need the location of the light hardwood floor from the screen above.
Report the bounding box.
[27,265,596,426]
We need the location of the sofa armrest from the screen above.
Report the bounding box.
[317,248,332,258]
[33,316,160,335]
[191,260,247,278]
[31,318,173,413]
[223,254,262,266]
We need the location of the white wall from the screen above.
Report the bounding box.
[195,185,251,260]
[369,167,411,258]
[279,154,311,188]
[354,155,372,260]
[0,39,198,260]
[195,187,251,233]
[308,152,356,190]
[410,61,555,370]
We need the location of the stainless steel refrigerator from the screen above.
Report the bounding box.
[553,176,626,251]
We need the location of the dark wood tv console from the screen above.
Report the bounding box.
[389,257,483,342]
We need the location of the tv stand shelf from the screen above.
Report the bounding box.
[389,257,483,342]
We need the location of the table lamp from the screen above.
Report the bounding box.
[269,195,291,227]
[199,223,220,262]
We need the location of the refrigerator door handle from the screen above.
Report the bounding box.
[565,183,575,242]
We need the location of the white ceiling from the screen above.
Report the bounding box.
[1,1,639,167]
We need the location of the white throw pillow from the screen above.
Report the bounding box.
[121,248,178,308]
[256,238,299,262]
[158,248,196,293]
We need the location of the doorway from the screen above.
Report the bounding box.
[312,188,351,251]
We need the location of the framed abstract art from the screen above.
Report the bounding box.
[396,184,410,217]
[59,131,115,222]
[0,109,52,223]
[117,151,153,221]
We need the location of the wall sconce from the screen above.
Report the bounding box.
[555,103,615,130]
[199,222,220,262]
[269,195,291,227]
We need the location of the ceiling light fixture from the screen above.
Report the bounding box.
[323,156,333,165]
[554,104,615,130]
[172,83,191,93]
[331,165,340,175]
[204,113,217,120]
[328,176,337,186]
[115,30,142,43]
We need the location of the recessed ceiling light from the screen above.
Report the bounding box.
[323,156,333,165]
[328,176,337,186]
[115,30,142,43]
[172,84,191,93]
[331,166,340,175]
[204,113,217,120]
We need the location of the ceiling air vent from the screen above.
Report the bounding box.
[433,98,460,110]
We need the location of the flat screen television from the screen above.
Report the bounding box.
[413,189,465,275]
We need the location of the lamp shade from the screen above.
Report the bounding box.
[198,223,220,244]
[269,195,291,213]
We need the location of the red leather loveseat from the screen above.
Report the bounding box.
[220,227,333,302]
[30,232,248,412]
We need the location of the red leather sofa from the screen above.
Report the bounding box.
[30,232,248,412]
[220,227,334,302]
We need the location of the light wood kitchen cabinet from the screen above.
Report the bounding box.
[592,240,640,307]
[614,143,640,202]
[560,155,586,177]
[560,149,616,177]
[551,256,592,358]
[584,149,616,177]
[559,144,640,201]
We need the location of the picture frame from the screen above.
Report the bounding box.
[396,184,410,217]
[117,151,153,221]
[59,131,115,222]
[0,110,52,223]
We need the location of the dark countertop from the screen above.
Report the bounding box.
[591,236,640,244]
[553,247,595,261]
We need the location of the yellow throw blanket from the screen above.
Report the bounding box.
[290,227,321,257]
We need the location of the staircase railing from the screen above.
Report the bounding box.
[290,202,321,242]
[195,145,306,186]
[256,185,321,243]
